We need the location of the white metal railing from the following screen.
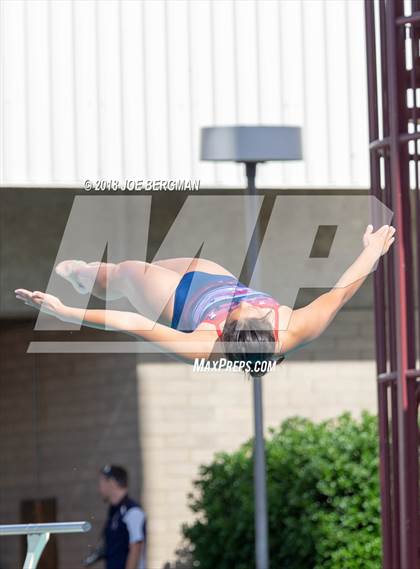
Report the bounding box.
[0,521,91,569]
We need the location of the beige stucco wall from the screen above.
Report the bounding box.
[137,355,377,569]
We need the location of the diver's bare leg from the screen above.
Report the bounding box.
[55,259,181,322]
[152,257,236,278]
[55,260,121,299]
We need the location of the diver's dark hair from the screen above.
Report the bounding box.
[221,314,285,378]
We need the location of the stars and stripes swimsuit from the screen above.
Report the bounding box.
[170,270,280,342]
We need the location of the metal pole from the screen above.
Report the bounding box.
[0,522,92,535]
[0,522,91,569]
[245,161,269,569]
[252,373,269,569]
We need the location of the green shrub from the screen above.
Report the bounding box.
[182,412,381,569]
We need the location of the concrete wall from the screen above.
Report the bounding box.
[137,308,378,568]
[0,187,375,320]
[0,309,378,569]
[0,187,380,568]
[0,321,141,569]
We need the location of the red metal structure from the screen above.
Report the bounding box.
[365,1,420,568]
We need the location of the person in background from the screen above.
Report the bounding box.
[83,465,146,569]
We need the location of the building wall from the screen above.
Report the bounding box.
[0,321,141,569]
[0,307,379,569]
[0,187,375,320]
[138,308,378,569]
[1,0,368,188]
[0,185,381,567]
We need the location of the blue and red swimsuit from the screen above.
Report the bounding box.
[170,270,280,341]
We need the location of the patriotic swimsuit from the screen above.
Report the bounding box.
[170,270,280,341]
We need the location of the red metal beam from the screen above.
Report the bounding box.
[385,1,418,567]
[365,1,420,567]
[365,2,394,566]
[396,11,420,25]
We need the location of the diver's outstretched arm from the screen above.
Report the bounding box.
[283,224,395,350]
[14,288,212,361]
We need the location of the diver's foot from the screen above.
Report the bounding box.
[55,260,100,295]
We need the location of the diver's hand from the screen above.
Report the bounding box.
[15,288,67,320]
[363,224,396,256]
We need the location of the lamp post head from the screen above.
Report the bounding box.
[200,125,302,163]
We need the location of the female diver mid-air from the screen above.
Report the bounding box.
[15,224,395,377]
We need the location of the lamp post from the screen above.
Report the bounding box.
[200,126,303,569]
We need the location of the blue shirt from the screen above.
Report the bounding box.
[103,494,146,569]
